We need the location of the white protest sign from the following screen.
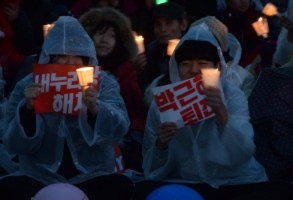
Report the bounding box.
[152,76,215,128]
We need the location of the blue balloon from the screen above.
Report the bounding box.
[146,184,204,200]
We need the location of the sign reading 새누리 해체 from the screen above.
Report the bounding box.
[152,76,215,128]
[33,64,101,115]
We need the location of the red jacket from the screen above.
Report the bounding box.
[0,1,24,93]
[104,60,147,133]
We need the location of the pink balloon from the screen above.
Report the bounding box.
[32,183,89,200]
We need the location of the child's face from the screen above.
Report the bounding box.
[92,26,116,57]
[227,0,250,13]
[178,59,219,80]
[154,17,187,45]
[51,55,86,65]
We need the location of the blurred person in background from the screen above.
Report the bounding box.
[79,7,148,173]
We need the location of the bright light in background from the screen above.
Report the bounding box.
[156,0,168,5]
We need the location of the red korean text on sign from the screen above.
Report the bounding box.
[154,88,179,112]
[153,75,215,127]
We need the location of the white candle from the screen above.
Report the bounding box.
[167,39,180,56]
[76,67,94,88]
[252,17,269,38]
[262,3,280,17]
[43,24,54,38]
[201,68,220,88]
[135,35,145,54]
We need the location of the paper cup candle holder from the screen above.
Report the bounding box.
[167,39,180,56]
[43,24,54,37]
[201,68,220,88]
[135,35,145,54]
[76,67,94,89]
[252,17,269,38]
[262,3,280,17]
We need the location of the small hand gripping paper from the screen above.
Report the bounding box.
[31,183,89,200]
[146,184,204,200]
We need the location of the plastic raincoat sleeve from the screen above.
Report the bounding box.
[3,72,130,154]
[142,101,175,180]
[79,72,130,145]
[142,80,257,180]
[199,81,256,167]
[3,74,45,154]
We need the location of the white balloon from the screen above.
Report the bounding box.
[31,183,89,200]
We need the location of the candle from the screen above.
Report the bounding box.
[76,67,94,88]
[167,39,180,56]
[135,35,145,54]
[43,24,54,38]
[262,3,280,17]
[252,17,269,38]
[201,68,220,88]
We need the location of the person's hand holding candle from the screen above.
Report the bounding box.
[133,33,146,74]
[76,66,98,115]
[24,83,42,110]
[83,83,98,115]
[201,68,227,125]
[252,17,269,38]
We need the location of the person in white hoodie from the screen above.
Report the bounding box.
[133,23,293,200]
[0,16,134,199]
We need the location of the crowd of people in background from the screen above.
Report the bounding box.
[0,0,293,199]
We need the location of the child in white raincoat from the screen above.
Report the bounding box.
[0,16,134,200]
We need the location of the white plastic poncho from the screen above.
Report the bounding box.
[142,23,268,188]
[226,33,256,97]
[3,16,130,184]
[273,0,293,66]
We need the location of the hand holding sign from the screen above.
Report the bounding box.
[24,83,42,110]
[156,122,177,150]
